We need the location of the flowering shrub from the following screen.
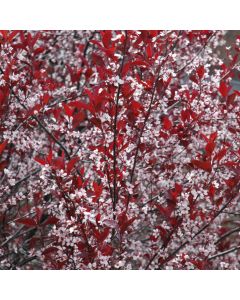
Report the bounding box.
[1,30,240,269]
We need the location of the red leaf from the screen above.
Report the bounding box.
[96,213,101,225]
[214,148,227,162]
[205,141,216,157]
[131,60,149,68]
[67,156,79,173]
[90,117,101,129]
[189,109,199,120]
[93,181,103,198]
[227,93,236,106]
[42,246,58,256]
[131,100,143,115]
[94,228,110,243]
[120,217,137,234]
[72,111,86,129]
[42,93,50,105]
[190,74,198,84]
[102,31,112,48]
[35,207,43,224]
[44,216,59,225]
[0,30,8,39]
[90,39,104,49]
[208,184,215,199]
[34,156,46,165]
[174,183,182,194]
[34,46,45,55]
[66,64,75,82]
[122,62,131,77]
[155,203,171,218]
[117,119,127,131]
[0,160,8,171]
[192,159,212,172]
[0,140,7,156]
[46,149,53,164]
[63,103,73,117]
[69,100,94,114]
[225,177,237,188]
[16,218,37,227]
[197,65,205,79]
[77,242,86,251]
[7,31,19,42]
[146,43,153,59]
[199,132,208,142]
[219,81,229,97]
[101,244,113,256]
[53,157,65,170]
[209,132,217,142]
[162,116,172,130]
[181,110,191,122]
[30,32,41,48]
[157,226,168,242]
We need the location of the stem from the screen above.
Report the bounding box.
[208,245,240,261]
[126,33,182,211]
[112,31,128,213]
[215,226,240,245]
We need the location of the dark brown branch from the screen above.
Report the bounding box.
[17,255,38,267]
[208,245,240,261]
[215,226,240,245]
[112,30,128,212]
[127,32,182,211]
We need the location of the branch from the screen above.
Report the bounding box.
[215,226,240,245]
[17,255,38,267]
[208,245,240,261]
[112,30,128,212]
[77,31,97,91]
[126,33,182,211]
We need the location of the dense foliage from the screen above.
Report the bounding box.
[1,30,240,269]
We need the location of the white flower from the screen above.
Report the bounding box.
[9,179,16,186]
[115,76,124,85]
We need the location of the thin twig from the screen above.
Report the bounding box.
[215,226,240,245]
[208,245,240,261]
